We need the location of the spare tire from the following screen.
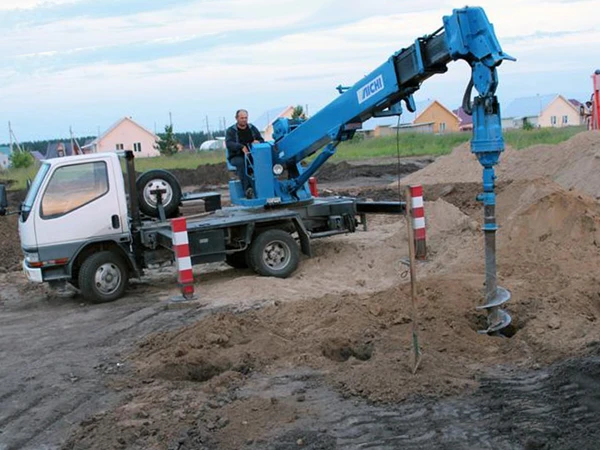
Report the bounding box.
[136,169,182,218]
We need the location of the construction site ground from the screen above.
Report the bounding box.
[2,135,600,449]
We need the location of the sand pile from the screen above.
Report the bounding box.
[402,131,600,199]
[127,179,600,411]
[60,175,600,450]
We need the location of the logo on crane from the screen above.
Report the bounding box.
[357,75,384,104]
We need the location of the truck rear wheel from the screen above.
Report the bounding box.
[136,170,182,219]
[78,251,128,303]
[248,229,299,278]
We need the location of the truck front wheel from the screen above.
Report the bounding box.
[78,251,129,303]
[248,229,299,278]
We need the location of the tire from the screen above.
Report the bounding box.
[225,251,249,269]
[136,170,182,219]
[78,251,128,303]
[248,229,299,278]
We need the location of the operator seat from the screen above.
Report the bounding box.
[225,146,236,172]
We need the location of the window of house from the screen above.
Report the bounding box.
[116,143,124,150]
[551,116,557,125]
[133,142,142,152]
[562,115,568,124]
[41,162,109,219]
[440,122,446,133]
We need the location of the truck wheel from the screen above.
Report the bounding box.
[78,251,128,303]
[248,229,299,278]
[225,251,249,269]
[136,170,182,219]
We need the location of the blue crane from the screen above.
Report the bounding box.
[227,5,514,334]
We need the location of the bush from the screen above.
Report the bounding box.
[9,151,34,169]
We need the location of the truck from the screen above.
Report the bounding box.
[1,5,513,333]
[0,150,403,303]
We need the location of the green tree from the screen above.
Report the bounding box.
[291,105,306,120]
[155,124,180,156]
[9,150,34,168]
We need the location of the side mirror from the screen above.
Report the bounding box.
[0,184,7,216]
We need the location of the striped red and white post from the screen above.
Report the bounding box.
[171,217,195,299]
[409,185,427,260]
[309,177,319,197]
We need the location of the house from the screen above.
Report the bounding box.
[538,95,582,128]
[413,100,460,133]
[502,94,582,129]
[31,151,45,162]
[359,100,434,137]
[0,145,11,170]
[45,141,81,159]
[253,106,295,140]
[82,117,160,158]
[360,115,409,138]
[453,106,473,131]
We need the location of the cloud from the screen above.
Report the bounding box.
[1,0,599,140]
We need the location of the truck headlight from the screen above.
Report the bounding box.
[24,251,40,263]
[273,164,284,175]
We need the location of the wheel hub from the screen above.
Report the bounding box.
[263,241,290,270]
[143,179,173,207]
[95,263,121,295]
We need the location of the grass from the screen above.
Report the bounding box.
[503,125,586,149]
[0,126,588,191]
[133,151,225,171]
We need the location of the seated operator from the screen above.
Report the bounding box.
[225,109,264,199]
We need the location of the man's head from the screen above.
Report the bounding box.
[236,109,249,128]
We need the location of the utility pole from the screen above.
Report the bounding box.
[169,111,173,128]
[8,122,13,154]
[205,115,211,139]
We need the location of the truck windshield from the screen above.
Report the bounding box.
[21,163,50,221]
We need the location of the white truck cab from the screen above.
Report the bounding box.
[19,153,131,286]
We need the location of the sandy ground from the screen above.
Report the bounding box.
[3,135,600,449]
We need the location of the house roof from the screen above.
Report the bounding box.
[83,117,157,148]
[569,98,583,108]
[0,145,11,156]
[414,100,459,123]
[502,94,557,119]
[453,106,473,126]
[253,106,293,131]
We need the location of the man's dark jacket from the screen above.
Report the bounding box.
[225,124,264,160]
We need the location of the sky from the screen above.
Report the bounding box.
[0,0,598,142]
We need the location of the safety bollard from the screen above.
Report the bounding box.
[409,185,427,260]
[171,217,195,299]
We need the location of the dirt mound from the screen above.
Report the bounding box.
[401,131,600,200]
[317,160,423,182]
[60,179,600,450]
[165,163,231,189]
[164,159,426,190]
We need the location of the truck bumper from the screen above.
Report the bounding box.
[23,260,43,283]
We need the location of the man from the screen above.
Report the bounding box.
[225,109,264,198]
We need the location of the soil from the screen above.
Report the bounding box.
[3,133,600,449]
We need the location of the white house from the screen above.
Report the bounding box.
[502,94,583,129]
[82,117,160,158]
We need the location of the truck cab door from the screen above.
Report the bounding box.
[34,160,126,251]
